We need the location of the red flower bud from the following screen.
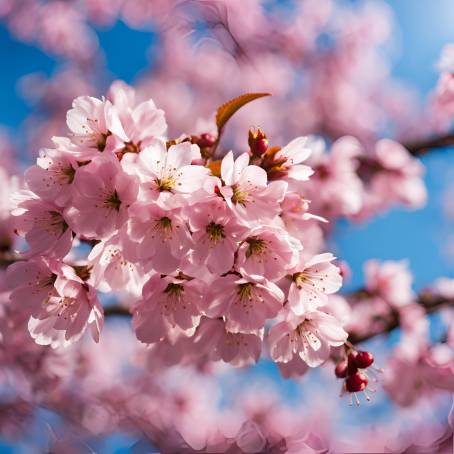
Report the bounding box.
[354,351,374,369]
[345,372,368,393]
[335,361,348,378]
[198,133,216,148]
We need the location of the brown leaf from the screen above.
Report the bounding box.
[208,159,222,177]
[215,93,271,135]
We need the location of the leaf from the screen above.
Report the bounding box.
[208,159,222,177]
[215,93,271,135]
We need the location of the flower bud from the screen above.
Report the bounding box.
[345,372,368,393]
[248,128,269,156]
[354,351,374,369]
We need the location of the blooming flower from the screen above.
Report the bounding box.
[12,195,72,259]
[205,274,284,333]
[287,253,343,315]
[108,80,167,154]
[124,203,192,274]
[268,309,347,367]
[130,139,210,208]
[65,156,138,239]
[8,257,61,318]
[28,274,103,348]
[364,259,414,307]
[184,198,246,274]
[66,95,127,154]
[236,225,302,281]
[193,317,263,367]
[133,275,204,344]
[24,143,77,207]
[271,136,314,190]
[219,151,287,224]
[88,232,144,296]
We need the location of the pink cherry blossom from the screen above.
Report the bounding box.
[268,309,347,367]
[107,80,167,153]
[66,95,126,154]
[305,136,363,217]
[124,203,192,274]
[88,233,144,296]
[12,194,72,259]
[65,156,138,239]
[205,274,284,333]
[129,139,210,208]
[355,139,427,218]
[236,225,302,281]
[184,198,246,274]
[29,271,103,348]
[7,257,61,318]
[273,136,314,190]
[24,144,77,207]
[364,259,414,307]
[220,151,287,224]
[193,317,262,367]
[133,275,204,344]
[287,253,342,315]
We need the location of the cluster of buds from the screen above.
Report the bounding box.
[191,133,217,159]
[248,127,269,157]
[335,347,382,406]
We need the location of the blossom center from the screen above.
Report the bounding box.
[155,176,176,192]
[231,185,249,206]
[205,222,225,243]
[245,238,267,258]
[237,283,254,301]
[105,190,122,211]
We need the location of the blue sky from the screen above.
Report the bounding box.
[0,1,453,290]
[0,1,453,450]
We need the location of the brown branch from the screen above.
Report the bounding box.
[104,305,131,317]
[103,291,454,345]
[348,291,454,344]
[404,133,454,156]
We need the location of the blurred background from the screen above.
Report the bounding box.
[0,0,453,452]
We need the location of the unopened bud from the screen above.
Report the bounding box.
[248,128,268,156]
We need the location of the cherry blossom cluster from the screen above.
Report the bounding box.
[6,82,352,376]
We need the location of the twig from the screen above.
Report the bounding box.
[404,133,454,156]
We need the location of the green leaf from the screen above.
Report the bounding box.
[215,93,271,135]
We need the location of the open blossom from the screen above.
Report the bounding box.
[236,225,302,281]
[65,156,138,239]
[220,151,287,223]
[193,317,263,367]
[24,142,77,207]
[205,274,284,333]
[272,136,314,190]
[129,139,210,208]
[184,198,246,274]
[355,139,427,218]
[88,233,144,296]
[124,203,193,274]
[66,95,127,154]
[8,258,103,346]
[287,253,343,315]
[12,195,72,259]
[306,136,363,217]
[7,257,62,318]
[268,309,348,367]
[133,275,204,344]
[108,80,167,153]
[364,259,414,307]
[28,271,103,348]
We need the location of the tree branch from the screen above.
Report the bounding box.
[104,305,131,317]
[404,133,454,156]
[103,291,453,344]
[347,291,453,344]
